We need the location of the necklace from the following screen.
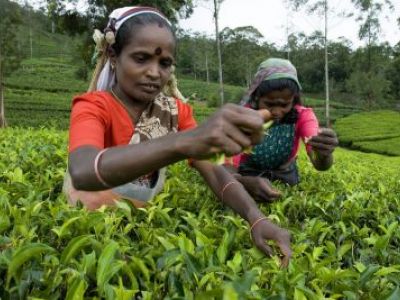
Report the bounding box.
[110,88,140,124]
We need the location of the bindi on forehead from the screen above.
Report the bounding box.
[154,47,162,55]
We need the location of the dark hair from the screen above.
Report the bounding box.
[112,13,175,56]
[252,78,302,105]
[251,78,302,124]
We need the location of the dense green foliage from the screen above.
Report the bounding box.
[0,127,399,298]
[0,0,23,76]
[1,3,399,298]
[334,110,400,156]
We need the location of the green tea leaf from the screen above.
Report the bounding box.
[374,266,400,277]
[227,252,242,274]
[360,264,380,287]
[65,276,87,300]
[338,242,352,259]
[223,284,239,300]
[97,241,124,294]
[61,235,94,264]
[7,243,56,287]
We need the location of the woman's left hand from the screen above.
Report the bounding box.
[308,128,338,156]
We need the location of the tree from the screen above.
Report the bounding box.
[44,0,195,80]
[328,39,352,93]
[346,69,391,109]
[386,42,400,101]
[351,0,393,71]
[212,0,224,106]
[47,0,195,28]
[0,0,23,127]
[286,0,352,126]
[349,0,394,108]
[220,26,265,86]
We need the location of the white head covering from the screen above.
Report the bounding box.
[95,6,171,91]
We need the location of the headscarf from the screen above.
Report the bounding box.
[88,6,185,101]
[240,58,302,106]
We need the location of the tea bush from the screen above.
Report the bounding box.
[0,127,399,299]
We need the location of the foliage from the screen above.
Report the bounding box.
[0,127,400,298]
[0,0,24,77]
[43,0,196,80]
[6,1,400,110]
[334,110,400,155]
[346,71,391,109]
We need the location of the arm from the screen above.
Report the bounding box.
[296,107,337,171]
[193,160,291,266]
[69,104,267,191]
[223,156,281,202]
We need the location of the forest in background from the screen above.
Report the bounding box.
[1,0,400,112]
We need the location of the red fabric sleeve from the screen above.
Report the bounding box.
[177,99,197,131]
[176,100,197,166]
[296,106,319,154]
[297,108,319,138]
[69,94,109,152]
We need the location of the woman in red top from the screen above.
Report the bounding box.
[64,6,291,265]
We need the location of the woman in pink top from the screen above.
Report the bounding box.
[225,58,338,202]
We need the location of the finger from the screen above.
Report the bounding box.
[261,182,282,198]
[221,105,264,133]
[308,141,336,151]
[249,129,265,146]
[224,122,253,149]
[253,237,273,257]
[221,110,265,146]
[276,231,292,268]
[258,109,273,122]
[260,190,281,202]
[278,241,292,268]
[310,135,338,146]
[233,173,242,180]
[280,254,290,268]
[318,128,337,137]
[217,135,243,157]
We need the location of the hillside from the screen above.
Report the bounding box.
[5,55,362,129]
[334,110,400,156]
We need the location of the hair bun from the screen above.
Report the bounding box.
[105,30,116,45]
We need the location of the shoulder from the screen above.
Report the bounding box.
[295,104,317,121]
[72,91,112,106]
[175,98,197,130]
[176,98,193,111]
[295,104,314,114]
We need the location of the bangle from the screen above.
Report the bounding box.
[94,149,111,188]
[250,217,268,235]
[221,181,238,203]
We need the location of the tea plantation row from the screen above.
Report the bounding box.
[0,128,399,299]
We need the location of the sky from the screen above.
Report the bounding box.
[178,0,400,48]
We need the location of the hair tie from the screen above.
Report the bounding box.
[104,30,116,45]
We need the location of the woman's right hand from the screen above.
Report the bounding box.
[178,104,271,160]
[251,218,292,267]
[235,175,281,202]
